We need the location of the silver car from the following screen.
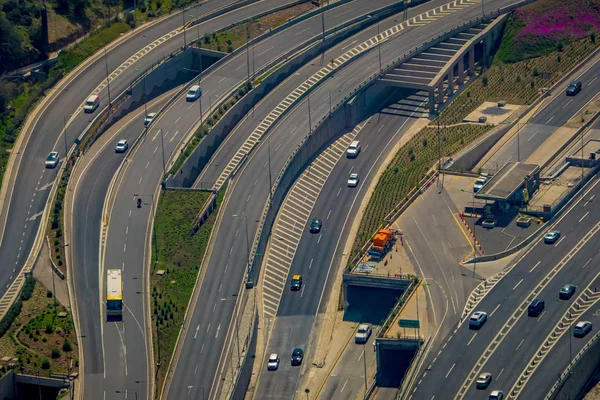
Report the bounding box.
[45,151,59,168]
[574,321,592,337]
[115,140,129,153]
[476,373,492,389]
[355,324,372,343]
[347,173,359,187]
[267,353,280,371]
[144,113,157,126]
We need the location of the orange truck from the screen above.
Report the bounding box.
[368,229,396,260]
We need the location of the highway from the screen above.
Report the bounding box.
[72,1,404,399]
[483,52,600,171]
[256,92,428,400]
[162,1,529,398]
[64,1,315,399]
[409,175,600,400]
[0,0,275,301]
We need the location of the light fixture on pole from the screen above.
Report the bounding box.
[182,6,187,48]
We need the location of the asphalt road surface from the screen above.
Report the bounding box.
[255,92,428,399]
[165,1,529,399]
[0,0,261,300]
[483,54,600,171]
[90,2,404,399]
[410,176,600,400]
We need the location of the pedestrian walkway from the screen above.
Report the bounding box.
[33,240,69,308]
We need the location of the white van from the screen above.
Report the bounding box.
[83,95,100,113]
[186,85,202,101]
[347,140,361,158]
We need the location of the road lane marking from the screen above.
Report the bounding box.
[200,343,204,354]
[337,188,342,197]
[340,379,348,393]
[546,116,555,124]
[554,236,566,247]
[218,283,222,292]
[213,303,216,312]
[497,368,504,379]
[377,124,385,133]
[490,304,501,317]
[206,323,210,333]
[194,324,200,339]
[529,261,541,273]
[579,211,590,222]
[138,176,142,184]
[218,77,226,83]
[123,244,127,252]
[527,130,539,142]
[537,310,546,322]
[125,226,128,235]
[309,258,313,269]
[154,146,158,154]
[513,279,524,291]
[327,209,332,220]
[445,363,456,378]
[588,77,598,86]
[341,39,357,50]
[175,117,181,124]
[194,365,198,374]
[583,258,593,268]
[145,161,150,169]
[235,63,246,71]
[300,284,306,298]
[467,333,477,346]
[215,324,221,338]
[317,234,322,244]
[516,338,525,351]
[257,46,274,57]
[562,99,573,108]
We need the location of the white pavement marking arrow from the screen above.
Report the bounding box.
[37,182,53,191]
[194,324,200,339]
[28,211,43,221]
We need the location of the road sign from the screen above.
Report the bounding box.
[398,319,419,329]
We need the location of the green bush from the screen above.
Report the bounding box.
[62,340,73,352]
[41,359,50,369]
[51,348,60,359]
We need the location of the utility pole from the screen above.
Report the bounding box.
[481,0,485,17]
[517,123,521,162]
[244,215,250,277]
[376,17,382,73]
[363,345,368,398]
[246,26,251,89]
[104,48,112,109]
[182,6,187,48]
[159,129,166,175]
[63,116,69,157]
[307,91,312,134]
[268,139,272,197]
[321,1,326,41]
[133,0,137,27]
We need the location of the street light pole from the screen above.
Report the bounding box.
[307,90,312,134]
[104,48,112,109]
[363,345,368,398]
[267,139,272,196]
[305,388,310,400]
[63,116,69,157]
[182,6,187,48]
[481,0,485,17]
[159,128,166,175]
[320,1,326,41]
[377,17,382,73]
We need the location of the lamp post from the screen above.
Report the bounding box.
[104,48,112,109]
[115,390,138,400]
[367,15,382,72]
[135,68,148,118]
[63,115,69,157]
[158,128,166,175]
[362,344,368,398]
[182,6,187,48]
[305,388,310,400]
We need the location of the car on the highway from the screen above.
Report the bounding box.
[355,324,372,343]
[559,284,576,300]
[528,299,545,317]
[473,177,487,192]
[347,173,359,187]
[566,81,582,96]
[574,321,592,337]
[144,113,157,126]
[489,390,504,400]
[476,372,492,389]
[290,274,302,291]
[115,140,129,153]
[544,230,561,244]
[309,218,322,233]
[469,311,488,329]
[186,85,202,101]
[45,151,59,168]
[291,348,304,366]
[83,94,100,113]
[267,353,280,370]
[346,140,361,158]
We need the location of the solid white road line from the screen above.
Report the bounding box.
[445,363,456,378]
[529,261,541,273]
[490,304,501,317]
[467,333,477,346]
[513,278,524,291]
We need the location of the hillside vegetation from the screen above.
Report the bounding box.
[496,0,600,63]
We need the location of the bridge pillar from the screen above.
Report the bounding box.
[468,47,475,76]
[428,89,436,114]
[437,80,444,105]
[457,56,465,85]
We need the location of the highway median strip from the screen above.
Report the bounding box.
[151,187,226,398]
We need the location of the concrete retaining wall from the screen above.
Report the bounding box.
[450,123,512,173]
[0,371,15,400]
[229,311,258,400]
[548,331,600,400]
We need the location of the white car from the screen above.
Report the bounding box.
[346,140,361,158]
[45,151,59,168]
[267,353,280,371]
[115,140,129,153]
[144,113,157,126]
[347,173,359,187]
[574,321,592,337]
[186,85,202,101]
[473,177,487,192]
[355,324,372,343]
[489,390,503,400]
[469,311,487,329]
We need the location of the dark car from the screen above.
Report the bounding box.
[309,218,322,233]
[291,348,304,366]
[560,284,576,300]
[290,274,302,291]
[528,299,545,317]
[566,81,582,96]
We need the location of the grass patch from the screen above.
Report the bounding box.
[350,34,600,262]
[151,187,226,397]
[0,279,78,379]
[198,2,315,52]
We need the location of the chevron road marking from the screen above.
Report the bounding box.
[211,0,479,191]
